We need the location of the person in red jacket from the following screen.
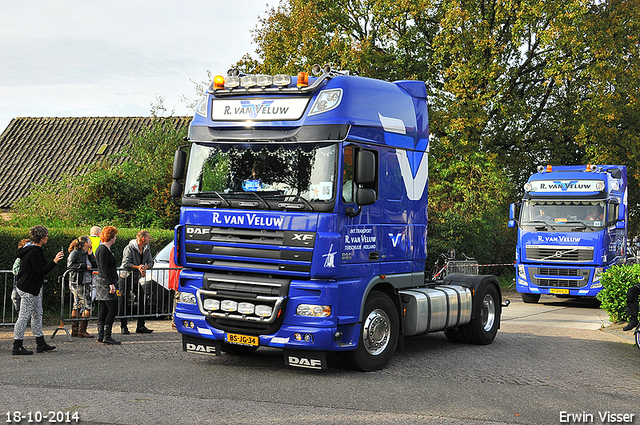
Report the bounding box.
[12,225,64,355]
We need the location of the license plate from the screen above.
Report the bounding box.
[549,288,570,295]
[225,333,259,346]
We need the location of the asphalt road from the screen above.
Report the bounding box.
[1,292,639,425]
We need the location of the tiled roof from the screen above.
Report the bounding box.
[0,116,191,209]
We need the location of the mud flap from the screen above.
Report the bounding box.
[284,350,327,370]
[182,334,221,356]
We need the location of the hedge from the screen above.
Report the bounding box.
[1,227,174,313]
[597,264,640,323]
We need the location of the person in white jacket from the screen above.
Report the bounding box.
[118,230,154,334]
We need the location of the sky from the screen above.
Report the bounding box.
[0,0,274,133]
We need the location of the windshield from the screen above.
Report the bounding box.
[520,200,606,230]
[184,142,337,207]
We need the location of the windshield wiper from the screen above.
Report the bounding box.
[528,220,556,230]
[271,194,315,211]
[562,221,595,231]
[193,191,231,207]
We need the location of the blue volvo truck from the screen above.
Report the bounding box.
[170,66,503,371]
[509,165,628,303]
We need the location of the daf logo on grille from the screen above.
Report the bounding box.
[293,234,314,241]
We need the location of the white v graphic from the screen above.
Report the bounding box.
[396,150,428,201]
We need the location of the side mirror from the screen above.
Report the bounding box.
[509,203,516,221]
[173,149,187,180]
[356,188,376,206]
[355,150,375,184]
[508,220,516,228]
[170,181,184,198]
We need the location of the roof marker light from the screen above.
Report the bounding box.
[273,74,292,87]
[213,75,225,90]
[297,72,309,87]
[240,75,257,88]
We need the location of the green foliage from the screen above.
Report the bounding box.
[8,118,187,229]
[0,227,174,314]
[597,264,640,323]
[241,0,640,262]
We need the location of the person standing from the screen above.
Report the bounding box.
[67,236,97,338]
[118,230,154,334]
[94,226,121,345]
[12,225,64,355]
[89,226,101,255]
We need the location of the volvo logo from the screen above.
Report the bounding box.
[555,251,564,258]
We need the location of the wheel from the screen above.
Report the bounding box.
[521,293,540,304]
[220,342,259,356]
[339,291,399,371]
[635,329,640,353]
[460,283,500,345]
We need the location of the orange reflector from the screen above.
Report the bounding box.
[213,75,225,90]
[546,165,552,172]
[297,72,309,87]
[586,164,592,172]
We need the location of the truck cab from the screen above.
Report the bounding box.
[509,165,628,303]
[172,67,502,370]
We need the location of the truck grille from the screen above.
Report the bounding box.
[185,225,314,275]
[525,245,594,262]
[530,267,590,288]
[197,272,291,334]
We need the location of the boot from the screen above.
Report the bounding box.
[97,322,104,343]
[102,324,121,345]
[12,339,33,355]
[623,317,639,331]
[71,309,79,337]
[77,311,93,338]
[35,336,56,353]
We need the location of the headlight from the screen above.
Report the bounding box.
[518,265,527,280]
[593,267,604,283]
[179,292,197,305]
[238,302,255,315]
[596,182,605,191]
[309,89,343,115]
[194,94,208,117]
[296,304,331,317]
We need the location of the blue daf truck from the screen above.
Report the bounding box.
[170,66,503,371]
[509,165,628,303]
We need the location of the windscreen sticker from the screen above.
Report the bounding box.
[310,182,333,200]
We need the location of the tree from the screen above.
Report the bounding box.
[239,0,640,259]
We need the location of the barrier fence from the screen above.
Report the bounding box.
[1,267,180,341]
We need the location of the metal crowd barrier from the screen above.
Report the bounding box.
[1,270,19,326]
[51,266,180,340]
[445,260,479,276]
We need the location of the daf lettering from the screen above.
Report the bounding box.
[288,356,322,369]
[186,343,217,354]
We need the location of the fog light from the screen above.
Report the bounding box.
[221,300,238,312]
[238,302,255,315]
[255,305,273,317]
[203,299,220,311]
[304,333,314,343]
[294,333,303,341]
[182,320,195,329]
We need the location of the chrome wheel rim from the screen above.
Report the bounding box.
[482,294,496,332]
[363,308,390,356]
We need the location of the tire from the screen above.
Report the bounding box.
[339,291,399,371]
[460,284,500,345]
[521,293,540,304]
[220,342,259,356]
[635,329,640,353]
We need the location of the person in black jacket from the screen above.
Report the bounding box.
[12,225,64,355]
[94,226,121,345]
[67,236,97,338]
